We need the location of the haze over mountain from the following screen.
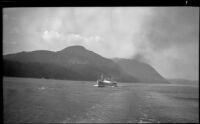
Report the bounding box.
[113,58,169,83]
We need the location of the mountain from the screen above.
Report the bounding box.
[113,58,169,83]
[3,46,138,82]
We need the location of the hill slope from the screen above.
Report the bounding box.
[113,58,169,83]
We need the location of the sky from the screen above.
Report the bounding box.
[3,7,199,80]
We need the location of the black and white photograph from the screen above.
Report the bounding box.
[3,7,199,123]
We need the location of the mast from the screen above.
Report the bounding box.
[100,74,104,80]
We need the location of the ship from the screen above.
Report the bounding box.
[94,74,118,87]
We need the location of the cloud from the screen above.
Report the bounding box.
[142,7,199,51]
[42,30,61,41]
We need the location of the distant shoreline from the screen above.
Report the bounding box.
[168,79,199,84]
[3,76,198,85]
